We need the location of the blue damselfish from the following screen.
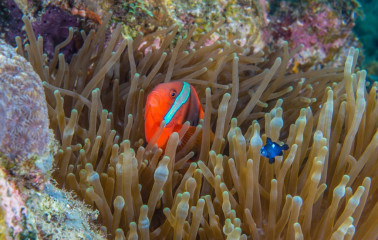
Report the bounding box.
[260,137,289,164]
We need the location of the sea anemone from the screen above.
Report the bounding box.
[18,14,377,239]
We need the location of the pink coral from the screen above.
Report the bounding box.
[288,6,348,51]
[0,168,25,237]
[265,2,358,68]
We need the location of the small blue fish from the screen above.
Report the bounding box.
[260,137,289,164]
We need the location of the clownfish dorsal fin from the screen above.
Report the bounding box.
[184,84,201,126]
[266,137,272,144]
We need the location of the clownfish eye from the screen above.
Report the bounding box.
[170,89,177,98]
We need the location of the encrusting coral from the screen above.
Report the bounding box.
[266,1,360,69]
[0,39,105,239]
[0,38,50,163]
[0,167,25,237]
[16,13,378,239]
[31,4,81,61]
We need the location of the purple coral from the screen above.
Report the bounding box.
[32,4,80,61]
[0,0,24,45]
[0,39,50,161]
[1,2,84,62]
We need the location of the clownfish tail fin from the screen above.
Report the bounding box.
[282,144,289,150]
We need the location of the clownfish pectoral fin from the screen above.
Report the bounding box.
[177,126,203,154]
[178,126,215,159]
[269,157,275,164]
[177,126,202,161]
[180,126,215,147]
[186,90,201,126]
[282,144,289,150]
[180,126,197,147]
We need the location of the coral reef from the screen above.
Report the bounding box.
[109,0,361,67]
[164,0,267,50]
[0,0,24,46]
[0,167,105,239]
[31,4,81,61]
[0,0,363,70]
[26,183,104,239]
[266,1,360,70]
[16,13,378,239]
[0,167,25,237]
[51,0,267,50]
[110,0,164,38]
[0,1,90,62]
[0,38,50,162]
[0,39,105,239]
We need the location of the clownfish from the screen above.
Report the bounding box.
[144,81,204,150]
[260,137,289,164]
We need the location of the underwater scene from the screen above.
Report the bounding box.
[0,0,377,239]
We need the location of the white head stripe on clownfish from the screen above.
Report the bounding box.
[163,81,191,126]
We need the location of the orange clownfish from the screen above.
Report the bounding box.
[144,81,204,149]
